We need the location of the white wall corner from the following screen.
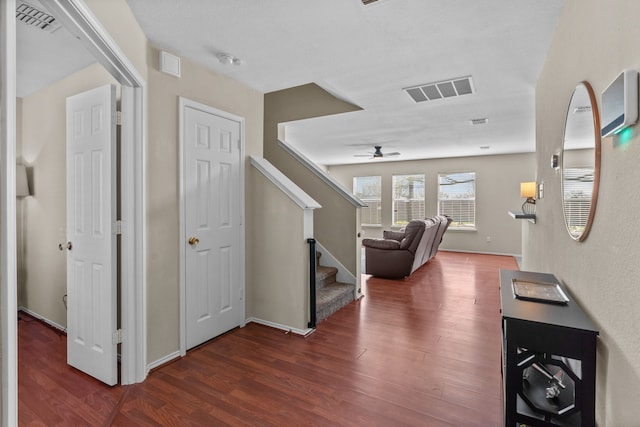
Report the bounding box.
[250,156,321,210]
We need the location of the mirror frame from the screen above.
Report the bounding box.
[561,81,601,242]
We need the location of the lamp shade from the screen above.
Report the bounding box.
[16,164,30,197]
[520,181,536,199]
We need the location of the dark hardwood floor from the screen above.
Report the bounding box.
[18,251,517,426]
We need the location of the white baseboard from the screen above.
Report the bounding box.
[146,350,181,374]
[18,307,67,333]
[245,317,315,337]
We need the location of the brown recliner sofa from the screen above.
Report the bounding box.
[362,215,452,279]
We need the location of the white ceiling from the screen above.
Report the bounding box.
[17,0,565,166]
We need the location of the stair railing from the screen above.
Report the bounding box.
[307,238,317,329]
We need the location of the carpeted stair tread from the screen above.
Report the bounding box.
[313,251,354,323]
[316,265,338,289]
[316,282,355,322]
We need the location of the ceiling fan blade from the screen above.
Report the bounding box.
[354,146,400,159]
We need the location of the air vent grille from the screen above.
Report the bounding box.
[16,1,61,32]
[404,76,475,103]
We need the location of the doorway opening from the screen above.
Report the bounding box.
[3,0,147,423]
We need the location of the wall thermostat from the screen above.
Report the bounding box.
[601,69,638,137]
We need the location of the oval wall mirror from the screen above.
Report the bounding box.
[561,82,601,241]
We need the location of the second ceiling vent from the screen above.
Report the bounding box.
[404,76,475,103]
[16,1,61,32]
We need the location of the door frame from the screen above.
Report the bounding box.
[1,2,19,425]
[1,0,148,422]
[178,97,245,356]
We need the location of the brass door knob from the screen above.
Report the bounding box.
[66,241,72,251]
[188,237,199,246]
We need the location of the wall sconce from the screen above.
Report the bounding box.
[520,181,536,214]
[16,164,30,197]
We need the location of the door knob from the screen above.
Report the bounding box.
[188,237,200,246]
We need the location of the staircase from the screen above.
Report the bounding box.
[315,252,355,323]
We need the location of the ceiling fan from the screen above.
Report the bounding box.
[354,145,401,160]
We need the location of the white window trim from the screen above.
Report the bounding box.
[392,174,425,227]
[354,176,382,226]
[438,171,476,230]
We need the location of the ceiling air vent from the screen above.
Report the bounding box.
[16,1,61,32]
[404,76,475,103]
[361,0,379,4]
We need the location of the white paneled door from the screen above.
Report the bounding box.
[183,103,242,350]
[66,84,117,385]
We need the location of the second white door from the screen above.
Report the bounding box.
[66,84,117,385]
[183,101,243,350]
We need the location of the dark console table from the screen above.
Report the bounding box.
[500,269,598,427]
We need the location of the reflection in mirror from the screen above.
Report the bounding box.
[562,82,601,241]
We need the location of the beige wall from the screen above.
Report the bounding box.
[145,47,263,362]
[264,84,362,274]
[248,170,309,330]
[528,1,640,425]
[329,153,535,255]
[19,64,117,327]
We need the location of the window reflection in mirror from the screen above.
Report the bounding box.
[561,82,601,241]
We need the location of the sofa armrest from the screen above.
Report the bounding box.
[365,246,413,279]
[362,238,401,250]
[383,230,405,242]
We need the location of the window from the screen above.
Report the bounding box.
[392,174,425,226]
[438,172,476,229]
[563,167,593,235]
[354,176,382,226]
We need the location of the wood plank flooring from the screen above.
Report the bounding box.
[18,251,517,426]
